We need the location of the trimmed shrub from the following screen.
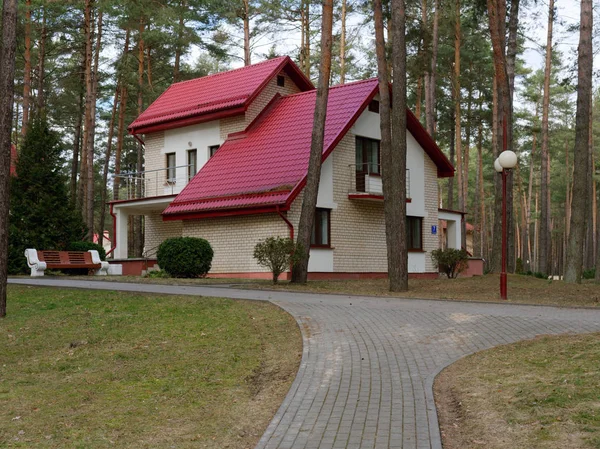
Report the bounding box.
[431,248,469,279]
[253,237,299,284]
[583,268,595,280]
[68,241,106,261]
[516,257,523,274]
[157,237,213,278]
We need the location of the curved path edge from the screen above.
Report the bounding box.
[8,278,600,449]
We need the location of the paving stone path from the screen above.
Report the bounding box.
[9,278,600,449]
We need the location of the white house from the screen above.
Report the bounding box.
[108,56,463,278]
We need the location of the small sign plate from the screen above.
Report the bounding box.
[431,225,437,235]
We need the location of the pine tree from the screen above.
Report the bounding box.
[8,119,86,274]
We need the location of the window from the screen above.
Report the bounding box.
[311,208,331,247]
[187,149,197,181]
[355,136,380,175]
[368,100,380,113]
[209,145,220,158]
[277,75,285,87]
[407,217,422,251]
[166,152,176,183]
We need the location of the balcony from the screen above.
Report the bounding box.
[113,165,194,201]
[348,164,410,201]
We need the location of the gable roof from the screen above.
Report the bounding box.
[10,144,17,176]
[128,56,314,135]
[163,79,454,220]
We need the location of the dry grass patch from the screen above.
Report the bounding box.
[435,333,600,449]
[248,274,600,307]
[0,285,301,448]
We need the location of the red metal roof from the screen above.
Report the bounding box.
[10,144,17,176]
[163,78,454,220]
[128,56,313,134]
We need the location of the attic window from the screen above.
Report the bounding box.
[277,75,285,87]
[368,100,380,113]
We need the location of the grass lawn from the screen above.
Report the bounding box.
[435,333,600,449]
[0,285,301,448]
[244,274,600,307]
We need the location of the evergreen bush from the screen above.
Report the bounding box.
[157,237,213,278]
[253,237,299,284]
[8,119,86,274]
[431,248,469,279]
[68,241,106,260]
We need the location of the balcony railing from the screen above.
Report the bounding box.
[349,164,410,198]
[113,165,194,201]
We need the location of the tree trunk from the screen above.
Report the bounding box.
[37,6,47,112]
[98,86,119,248]
[21,0,32,137]
[134,19,145,257]
[487,0,510,274]
[113,29,130,202]
[425,0,439,137]
[85,8,103,240]
[539,0,553,275]
[373,0,405,291]
[565,0,592,283]
[448,106,455,209]
[80,0,94,235]
[340,0,346,84]
[291,0,334,283]
[454,0,463,244]
[304,0,311,77]
[243,0,251,66]
[415,76,422,120]
[70,54,86,202]
[0,0,18,318]
[387,0,409,291]
[173,0,185,82]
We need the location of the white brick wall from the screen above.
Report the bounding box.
[182,214,289,273]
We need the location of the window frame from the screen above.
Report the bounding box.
[187,149,197,181]
[277,75,285,87]
[208,144,220,158]
[368,100,380,113]
[355,136,381,176]
[406,216,423,252]
[310,208,331,248]
[166,152,177,183]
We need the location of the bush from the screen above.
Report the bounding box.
[68,241,106,261]
[533,271,546,279]
[253,237,299,284]
[431,248,469,279]
[583,268,596,280]
[157,237,213,278]
[516,257,523,274]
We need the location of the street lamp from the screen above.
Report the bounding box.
[495,149,517,300]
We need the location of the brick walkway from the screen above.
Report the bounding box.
[9,278,600,449]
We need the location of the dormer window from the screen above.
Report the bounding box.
[277,75,285,87]
[368,100,380,113]
[209,145,220,158]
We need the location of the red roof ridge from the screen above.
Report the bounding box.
[171,56,289,87]
[281,78,378,100]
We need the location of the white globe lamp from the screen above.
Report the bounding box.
[494,158,503,173]
[498,150,517,170]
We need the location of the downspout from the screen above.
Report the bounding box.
[106,202,117,258]
[132,133,145,147]
[277,206,295,280]
[277,206,294,240]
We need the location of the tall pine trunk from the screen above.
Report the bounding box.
[243,0,251,66]
[98,86,119,248]
[340,0,346,84]
[291,0,334,283]
[37,6,47,112]
[114,29,130,202]
[134,19,145,257]
[387,0,409,291]
[0,0,17,317]
[539,0,553,275]
[565,0,592,283]
[21,0,32,137]
[425,0,438,137]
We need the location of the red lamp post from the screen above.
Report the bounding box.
[495,146,517,300]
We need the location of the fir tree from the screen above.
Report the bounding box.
[8,118,86,274]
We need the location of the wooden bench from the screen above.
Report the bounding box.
[24,249,109,277]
